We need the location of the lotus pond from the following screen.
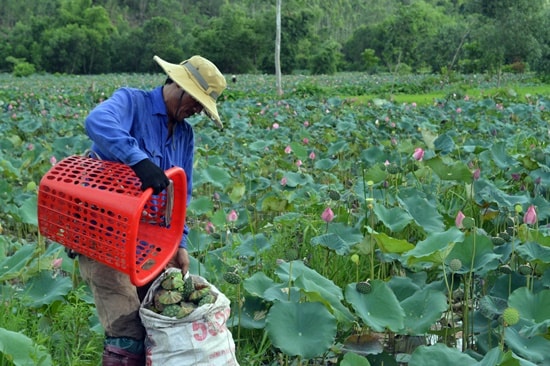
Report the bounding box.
[0,72,549,365]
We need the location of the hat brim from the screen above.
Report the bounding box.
[154,56,223,128]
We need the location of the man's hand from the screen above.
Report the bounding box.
[166,248,190,275]
[131,159,170,194]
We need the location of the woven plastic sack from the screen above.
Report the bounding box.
[140,269,239,365]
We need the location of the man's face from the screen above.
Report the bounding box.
[165,82,204,122]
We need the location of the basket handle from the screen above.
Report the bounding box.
[164,180,174,226]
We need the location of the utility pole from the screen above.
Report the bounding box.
[275,0,283,96]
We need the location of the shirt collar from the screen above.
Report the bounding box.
[151,86,167,116]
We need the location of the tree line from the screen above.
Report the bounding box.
[0,0,549,79]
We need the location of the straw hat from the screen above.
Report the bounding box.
[154,55,227,128]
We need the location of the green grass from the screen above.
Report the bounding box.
[351,84,550,107]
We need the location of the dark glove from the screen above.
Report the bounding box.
[131,159,169,194]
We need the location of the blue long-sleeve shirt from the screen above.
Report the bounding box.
[84,86,193,248]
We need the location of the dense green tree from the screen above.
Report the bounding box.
[138,17,184,72]
[309,40,341,75]
[0,0,548,76]
[192,4,258,73]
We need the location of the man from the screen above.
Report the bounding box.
[79,55,226,365]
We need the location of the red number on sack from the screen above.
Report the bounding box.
[192,308,232,341]
[193,322,207,341]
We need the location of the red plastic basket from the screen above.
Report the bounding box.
[37,155,187,286]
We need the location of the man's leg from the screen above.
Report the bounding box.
[79,255,145,365]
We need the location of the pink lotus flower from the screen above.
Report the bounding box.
[309,151,316,160]
[456,108,462,113]
[384,160,390,166]
[52,258,63,269]
[296,160,302,167]
[455,211,465,228]
[524,205,537,225]
[50,156,57,165]
[321,207,335,223]
[227,210,238,222]
[284,145,292,154]
[280,177,287,186]
[303,138,309,144]
[304,121,309,127]
[413,148,424,161]
[205,222,215,234]
[473,168,480,180]
[272,122,280,129]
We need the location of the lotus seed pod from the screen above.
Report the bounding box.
[502,307,520,326]
[498,264,513,274]
[181,275,194,300]
[498,231,511,242]
[198,294,216,306]
[462,217,475,229]
[328,190,341,201]
[162,304,182,318]
[158,289,183,305]
[355,280,372,294]
[491,236,506,246]
[449,258,462,272]
[350,254,360,265]
[386,164,401,174]
[284,248,299,261]
[518,264,532,276]
[189,287,212,303]
[161,272,184,290]
[177,303,196,318]
[153,293,166,312]
[223,271,242,285]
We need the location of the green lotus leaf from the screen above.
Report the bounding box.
[515,242,550,265]
[520,319,550,339]
[387,276,423,302]
[19,195,38,226]
[282,171,314,187]
[341,352,371,365]
[311,233,350,255]
[243,272,276,298]
[186,196,213,215]
[404,228,464,265]
[409,343,477,365]
[0,243,35,282]
[446,231,501,275]
[373,204,413,232]
[423,156,473,182]
[504,327,550,364]
[229,182,246,203]
[345,280,405,332]
[194,165,231,189]
[491,141,519,169]
[236,233,272,257]
[24,270,73,308]
[228,296,268,329]
[0,328,52,366]
[508,287,550,325]
[276,261,354,323]
[400,288,447,335]
[398,188,445,233]
[373,232,415,254]
[266,301,337,359]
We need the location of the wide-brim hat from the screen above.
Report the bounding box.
[154,55,227,128]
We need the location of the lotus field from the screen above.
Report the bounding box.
[1,72,550,366]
